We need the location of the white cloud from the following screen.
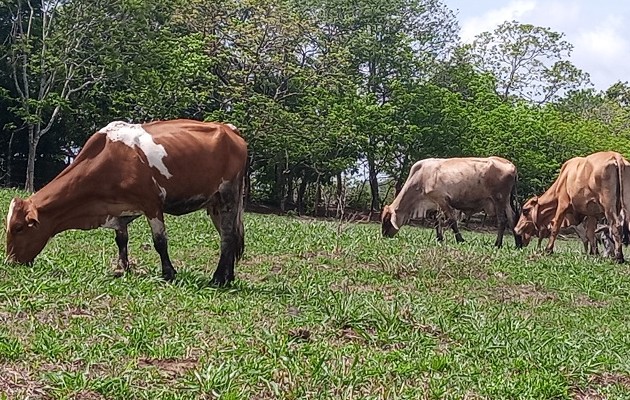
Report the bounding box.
[460,0,537,42]
[454,0,630,89]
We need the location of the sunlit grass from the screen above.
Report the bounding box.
[1,188,630,399]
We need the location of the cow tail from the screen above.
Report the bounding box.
[615,154,630,246]
[510,172,521,218]
[510,171,524,249]
[235,168,246,262]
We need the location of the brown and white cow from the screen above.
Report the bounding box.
[6,119,248,285]
[381,156,523,248]
[514,151,630,262]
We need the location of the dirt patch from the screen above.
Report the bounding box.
[572,294,608,308]
[137,357,198,379]
[288,328,311,342]
[0,363,48,399]
[571,388,604,400]
[590,372,630,388]
[69,390,106,400]
[570,372,630,399]
[494,284,557,304]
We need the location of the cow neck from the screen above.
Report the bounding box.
[30,173,102,235]
[534,190,560,228]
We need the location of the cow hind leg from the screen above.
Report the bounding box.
[210,178,245,286]
[147,213,176,281]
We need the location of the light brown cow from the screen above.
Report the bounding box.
[381,156,523,248]
[6,119,247,285]
[514,151,629,262]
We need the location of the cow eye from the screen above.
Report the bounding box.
[13,224,24,234]
[522,208,529,216]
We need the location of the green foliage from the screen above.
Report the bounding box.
[467,20,590,104]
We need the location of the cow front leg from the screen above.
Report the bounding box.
[545,208,568,255]
[437,203,464,243]
[148,214,176,281]
[435,218,444,242]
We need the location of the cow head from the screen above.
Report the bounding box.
[5,198,50,264]
[381,205,400,237]
[514,196,540,246]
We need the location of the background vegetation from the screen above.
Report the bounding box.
[2,0,630,213]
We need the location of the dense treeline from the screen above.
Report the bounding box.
[2,0,630,215]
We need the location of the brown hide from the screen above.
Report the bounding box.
[6,119,247,283]
[382,156,521,248]
[515,151,629,262]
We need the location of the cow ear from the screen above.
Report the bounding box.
[25,204,39,228]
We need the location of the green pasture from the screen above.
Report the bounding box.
[1,189,630,399]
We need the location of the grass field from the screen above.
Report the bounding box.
[2,189,630,399]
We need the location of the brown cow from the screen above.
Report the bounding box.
[381,156,522,248]
[514,151,629,262]
[6,119,247,285]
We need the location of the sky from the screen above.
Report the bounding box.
[443,0,630,91]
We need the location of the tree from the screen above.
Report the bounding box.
[467,20,590,104]
[1,0,116,190]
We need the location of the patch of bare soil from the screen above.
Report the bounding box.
[570,372,630,399]
[572,294,608,308]
[137,357,198,379]
[69,390,106,400]
[287,328,311,342]
[0,363,48,399]
[494,284,557,304]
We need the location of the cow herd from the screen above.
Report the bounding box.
[4,118,630,284]
[383,151,630,262]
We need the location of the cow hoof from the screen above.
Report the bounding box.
[544,248,554,255]
[616,257,625,264]
[211,275,234,287]
[112,268,125,278]
[162,269,177,282]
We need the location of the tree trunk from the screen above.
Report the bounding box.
[5,129,16,187]
[25,125,38,192]
[336,173,343,218]
[367,156,380,214]
[285,173,294,210]
[313,174,322,216]
[394,155,409,196]
[297,178,307,215]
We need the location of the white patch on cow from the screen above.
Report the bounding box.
[101,216,120,229]
[390,210,400,230]
[149,217,167,238]
[98,121,172,179]
[152,177,167,200]
[226,123,238,132]
[120,211,142,217]
[6,198,16,233]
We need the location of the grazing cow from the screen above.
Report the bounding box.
[5,119,248,285]
[381,156,523,248]
[514,151,629,262]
